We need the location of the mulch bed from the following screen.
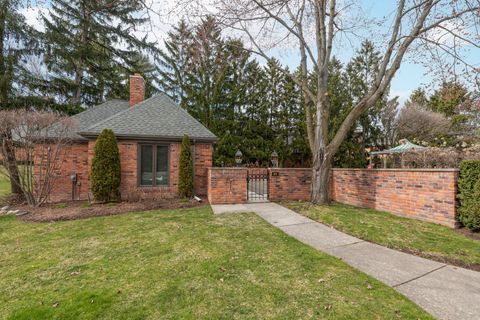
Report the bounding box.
[13,198,207,223]
[399,247,480,272]
[455,227,480,241]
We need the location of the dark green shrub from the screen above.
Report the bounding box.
[90,129,121,202]
[178,134,193,198]
[457,160,480,231]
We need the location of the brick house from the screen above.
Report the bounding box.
[37,74,216,202]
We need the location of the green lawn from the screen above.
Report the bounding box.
[0,206,432,319]
[284,201,480,269]
[0,167,10,198]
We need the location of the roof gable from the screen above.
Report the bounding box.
[79,94,217,141]
[46,99,129,141]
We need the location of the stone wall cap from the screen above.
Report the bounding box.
[208,167,248,170]
[269,168,311,170]
[331,168,459,172]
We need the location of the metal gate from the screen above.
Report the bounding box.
[247,169,269,202]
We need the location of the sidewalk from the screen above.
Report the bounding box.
[211,202,480,320]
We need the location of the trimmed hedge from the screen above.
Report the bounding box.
[178,134,194,198]
[457,160,480,231]
[90,129,121,202]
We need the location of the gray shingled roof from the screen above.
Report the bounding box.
[79,94,217,141]
[67,99,130,140]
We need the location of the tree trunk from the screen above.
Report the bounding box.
[311,155,332,204]
[3,133,22,195]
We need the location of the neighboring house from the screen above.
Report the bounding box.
[36,74,216,202]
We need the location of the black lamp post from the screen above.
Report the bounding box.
[235,150,243,167]
[271,151,279,168]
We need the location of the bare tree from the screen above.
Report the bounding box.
[184,0,480,203]
[0,110,74,206]
[397,102,452,143]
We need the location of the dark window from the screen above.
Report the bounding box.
[139,144,169,186]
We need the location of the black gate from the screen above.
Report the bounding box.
[247,169,269,202]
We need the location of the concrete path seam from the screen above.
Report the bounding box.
[328,240,365,249]
[393,264,448,288]
[274,221,315,227]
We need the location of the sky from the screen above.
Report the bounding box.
[20,0,479,107]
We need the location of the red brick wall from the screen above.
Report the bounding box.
[207,168,247,204]
[39,139,213,202]
[206,167,458,227]
[268,168,311,201]
[194,143,213,196]
[330,169,458,227]
[34,142,90,202]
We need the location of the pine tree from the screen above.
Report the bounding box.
[178,135,193,198]
[428,81,471,117]
[346,40,386,155]
[328,58,365,168]
[90,129,121,202]
[0,0,43,195]
[408,88,429,107]
[43,0,158,106]
[157,20,192,105]
[107,52,158,101]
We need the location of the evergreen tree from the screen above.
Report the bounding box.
[107,52,158,101]
[90,129,121,202]
[327,58,365,168]
[0,0,42,195]
[346,41,386,154]
[428,81,471,117]
[408,88,429,107]
[157,20,192,105]
[178,135,193,198]
[157,19,311,167]
[43,0,158,106]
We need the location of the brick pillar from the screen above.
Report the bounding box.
[129,74,145,107]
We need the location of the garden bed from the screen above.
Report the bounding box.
[14,198,206,222]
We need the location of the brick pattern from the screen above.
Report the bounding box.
[207,168,247,204]
[268,168,311,201]
[39,140,213,202]
[330,169,459,227]
[129,74,145,107]
[194,143,213,195]
[206,167,458,227]
[34,143,90,202]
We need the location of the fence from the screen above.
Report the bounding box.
[207,167,459,228]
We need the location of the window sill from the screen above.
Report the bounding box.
[138,185,170,189]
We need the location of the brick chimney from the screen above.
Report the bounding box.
[129,73,145,107]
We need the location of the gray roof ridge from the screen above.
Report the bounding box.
[81,95,159,133]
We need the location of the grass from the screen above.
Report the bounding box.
[0,206,432,319]
[0,166,10,198]
[285,201,480,269]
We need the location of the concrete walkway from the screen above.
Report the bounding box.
[211,202,480,320]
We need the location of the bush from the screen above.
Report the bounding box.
[178,134,193,198]
[90,129,121,202]
[457,160,480,231]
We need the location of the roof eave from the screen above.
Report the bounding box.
[78,132,218,143]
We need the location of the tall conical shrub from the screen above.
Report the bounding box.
[178,134,193,198]
[90,129,121,202]
[458,160,480,231]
